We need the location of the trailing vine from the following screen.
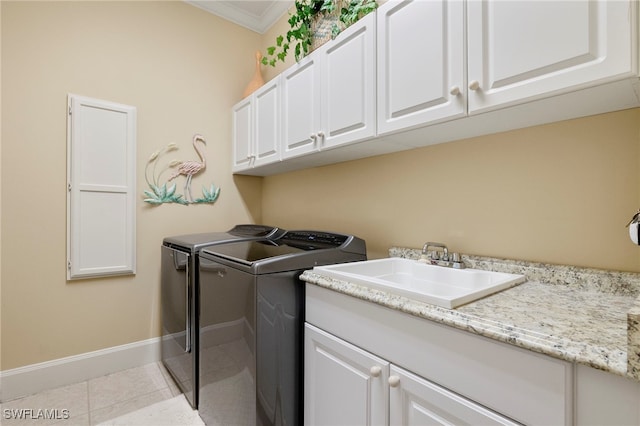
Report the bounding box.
[262,0,377,67]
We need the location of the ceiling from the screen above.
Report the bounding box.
[185,1,294,34]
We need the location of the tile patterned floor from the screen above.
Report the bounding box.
[0,362,184,426]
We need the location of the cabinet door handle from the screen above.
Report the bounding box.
[450,86,461,96]
[468,80,480,91]
[388,375,400,388]
[370,366,382,377]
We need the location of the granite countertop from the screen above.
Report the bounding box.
[300,247,640,381]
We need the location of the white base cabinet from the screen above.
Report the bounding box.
[389,364,517,426]
[305,323,518,426]
[305,284,571,425]
[304,324,388,426]
[305,284,640,425]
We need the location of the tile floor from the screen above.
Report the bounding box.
[0,362,185,426]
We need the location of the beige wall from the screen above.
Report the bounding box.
[2,0,639,373]
[1,1,263,370]
[262,109,640,272]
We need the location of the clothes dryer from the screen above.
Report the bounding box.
[198,231,366,425]
[161,224,285,408]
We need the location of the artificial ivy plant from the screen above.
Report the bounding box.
[262,0,378,67]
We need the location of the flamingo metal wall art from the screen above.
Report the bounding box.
[144,134,220,205]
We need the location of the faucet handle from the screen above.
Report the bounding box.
[452,252,465,269]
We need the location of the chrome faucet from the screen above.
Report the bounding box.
[421,242,465,269]
[422,242,449,262]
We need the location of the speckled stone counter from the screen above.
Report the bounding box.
[300,248,640,381]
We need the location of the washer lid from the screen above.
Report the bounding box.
[201,231,367,274]
[162,224,285,251]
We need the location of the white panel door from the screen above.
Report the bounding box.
[389,365,519,425]
[67,94,136,279]
[321,12,376,149]
[253,77,280,167]
[304,324,388,426]
[281,55,322,159]
[377,0,465,135]
[232,97,253,171]
[467,0,637,114]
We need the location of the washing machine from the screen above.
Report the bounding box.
[161,224,286,408]
[197,230,366,425]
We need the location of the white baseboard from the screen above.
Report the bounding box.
[0,337,161,402]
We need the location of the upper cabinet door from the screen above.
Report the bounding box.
[377,0,465,135]
[467,0,638,114]
[232,97,253,172]
[253,78,280,167]
[321,12,376,149]
[281,55,322,160]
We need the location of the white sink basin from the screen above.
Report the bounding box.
[313,258,526,309]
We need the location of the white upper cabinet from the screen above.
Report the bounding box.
[377,0,465,134]
[281,12,376,159]
[232,97,252,171]
[253,79,280,166]
[233,0,638,175]
[377,0,639,136]
[320,11,376,149]
[281,54,322,160]
[467,0,638,114]
[232,77,281,172]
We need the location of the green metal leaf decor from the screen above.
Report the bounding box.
[193,184,221,204]
[143,135,221,206]
[262,0,377,66]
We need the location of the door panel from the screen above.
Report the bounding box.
[281,56,321,159]
[161,246,194,406]
[467,0,635,113]
[377,0,465,134]
[321,12,376,148]
[304,324,388,426]
[389,365,520,425]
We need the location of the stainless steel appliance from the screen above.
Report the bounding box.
[198,231,366,426]
[161,225,285,408]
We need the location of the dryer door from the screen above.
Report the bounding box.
[199,257,256,425]
[161,246,195,407]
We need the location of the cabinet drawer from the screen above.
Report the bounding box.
[306,284,573,425]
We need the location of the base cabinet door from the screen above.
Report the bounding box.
[304,324,388,426]
[389,365,519,426]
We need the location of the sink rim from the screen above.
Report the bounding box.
[313,257,526,309]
